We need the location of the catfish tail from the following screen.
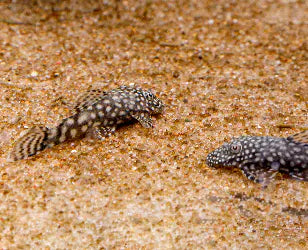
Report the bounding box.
[8,111,96,161]
[8,126,49,161]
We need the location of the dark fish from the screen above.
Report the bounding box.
[206,131,308,187]
[9,86,164,161]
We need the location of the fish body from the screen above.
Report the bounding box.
[206,132,308,186]
[9,86,164,161]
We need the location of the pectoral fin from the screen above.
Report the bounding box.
[240,162,277,188]
[90,126,116,140]
[131,111,153,128]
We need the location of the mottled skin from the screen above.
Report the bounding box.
[9,86,164,161]
[206,133,308,186]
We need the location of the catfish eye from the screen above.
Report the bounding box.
[231,144,242,153]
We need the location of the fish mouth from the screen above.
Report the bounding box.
[206,159,236,169]
[206,161,223,168]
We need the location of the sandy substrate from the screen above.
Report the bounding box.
[0,0,307,248]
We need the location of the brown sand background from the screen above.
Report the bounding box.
[0,0,307,248]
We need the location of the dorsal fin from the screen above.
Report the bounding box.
[72,89,107,113]
[287,130,308,144]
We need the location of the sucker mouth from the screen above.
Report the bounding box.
[206,162,222,168]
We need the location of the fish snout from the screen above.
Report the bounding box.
[206,152,218,168]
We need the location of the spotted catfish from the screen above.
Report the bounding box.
[9,85,164,161]
[206,131,308,187]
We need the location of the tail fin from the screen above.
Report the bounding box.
[8,126,49,161]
